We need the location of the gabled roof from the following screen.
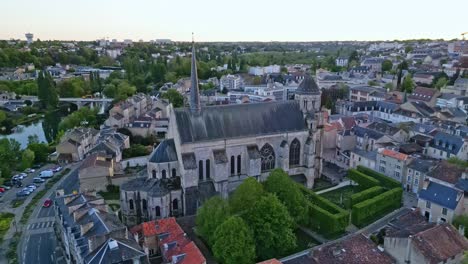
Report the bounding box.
[149,139,177,163]
[174,101,307,144]
[430,131,464,155]
[85,238,147,264]
[340,116,356,130]
[407,158,437,173]
[352,126,385,140]
[412,224,468,263]
[408,87,438,102]
[367,122,401,135]
[378,148,409,161]
[418,181,461,210]
[427,160,465,184]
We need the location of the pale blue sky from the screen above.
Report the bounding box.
[1,0,467,42]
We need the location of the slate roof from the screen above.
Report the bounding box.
[386,208,434,238]
[367,122,400,135]
[85,238,147,264]
[455,178,468,192]
[149,139,178,163]
[419,181,461,210]
[430,131,464,155]
[174,101,307,143]
[352,126,385,140]
[295,75,320,95]
[120,178,174,197]
[407,159,437,173]
[412,224,468,263]
[351,148,377,161]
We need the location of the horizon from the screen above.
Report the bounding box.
[1,0,467,42]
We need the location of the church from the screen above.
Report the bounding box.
[120,41,324,226]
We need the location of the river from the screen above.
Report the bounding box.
[0,120,49,149]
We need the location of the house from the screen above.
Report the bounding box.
[413,73,434,85]
[282,234,395,264]
[436,93,461,108]
[349,86,386,102]
[56,128,100,163]
[384,209,468,264]
[418,180,464,223]
[54,192,147,264]
[394,101,435,123]
[405,158,438,193]
[408,87,440,107]
[376,148,411,186]
[361,57,384,72]
[335,57,348,67]
[105,93,154,129]
[79,152,114,192]
[350,148,377,169]
[426,131,468,160]
[130,218,206,264]
[353,126,395,151]
[366,121,409,143]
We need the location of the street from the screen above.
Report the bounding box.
[21,165,79,264]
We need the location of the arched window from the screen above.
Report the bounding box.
[172,168,176,178]
[142,199,147,210]
[206,160,210,179]
[261,144,275,172]
[230,156,235,175]
[237,155,241,174]
[199,160,203,180]
[173,199,179,210]
[155,206,161,217]
[152,170,156,179]
[129,199,134,210]
[162,170,167,179]
[289,138,301,166]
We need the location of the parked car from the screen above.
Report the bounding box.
[15,181,23,188]
[1,185,11,190]
[0,187,5,193]
[39,170,54,178]
[16,190,30,197]
[24,168,36,173]
[19,173,27,178]
[3,181,13,187]
[53,166,62,173]
[33,178,45,183]
[43,199,52,208]
[26,184,37,190]
[23,187,34,193]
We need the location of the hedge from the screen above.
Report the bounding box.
[357,165,401,189]
[348,169,379,189]
[299,185,349,236]
[351,187,403,227]
[350,186,384,207]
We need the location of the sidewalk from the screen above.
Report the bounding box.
[316,180,355,194]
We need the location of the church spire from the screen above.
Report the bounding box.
[190,33,201,114]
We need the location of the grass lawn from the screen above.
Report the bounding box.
[0,212,15,243]
[98,190,120,201]
[319,185,358,209]
[312,178,336,192]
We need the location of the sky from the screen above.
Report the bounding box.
[1,0,467,42]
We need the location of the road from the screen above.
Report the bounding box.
[0,164,55,204]
[21,166,80,264]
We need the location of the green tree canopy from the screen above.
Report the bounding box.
[27,142,50,163]
[212,216,256,264]
[59,107,99,131]
[37,70,58,109]
[244,193,296,260]
[229,177,264,214]
[195,196,230,246]
[21,149,35,170]
[162,89,184,108]
[381,60,393,72]
[402,74,415,93]
[264,169,308,225]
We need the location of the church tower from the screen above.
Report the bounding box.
[189,36,201,114]
[295,75,321,113]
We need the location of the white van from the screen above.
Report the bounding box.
[39,170,54,178]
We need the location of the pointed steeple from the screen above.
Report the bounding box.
[190,33,201,114]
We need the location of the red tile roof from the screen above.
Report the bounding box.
[413,224,468,263]
[162,240,206,264]
[341,116,357,130]
[409,87,438,102]
[130,217,184,239]
[379,148,409,161]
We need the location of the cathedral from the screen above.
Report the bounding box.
[120,41,324,226]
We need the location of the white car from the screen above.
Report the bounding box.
[23,187,34,193]
[19,173,28,178]
[26,184,37,190]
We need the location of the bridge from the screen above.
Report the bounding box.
[6,96,113,114]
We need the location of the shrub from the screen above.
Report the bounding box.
[357,166,401,189]
[348,169,380,189]
[350,186,384,207]
[351,188,402,227]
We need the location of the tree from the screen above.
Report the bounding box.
[229,177,265,214]
[381,60,393,72]
[212,216,256,264]
[396,61,408,91]
[59,107,99,131]
[37,70,58,109]
[264,169,309,225]
[402,74,415,93]
[21,149,35,170]
[384,82,393,91]
[27,142,50,163]
[196,196,230,246]
[244,194,296,260]
[162,89,184,108]
[435,77,448,90]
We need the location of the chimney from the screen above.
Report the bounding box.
[80,221,94,236]
[405,235,413,263]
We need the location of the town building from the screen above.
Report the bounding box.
[376,148,411,186]
[119,41,324,225]
[220,74,243,91]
